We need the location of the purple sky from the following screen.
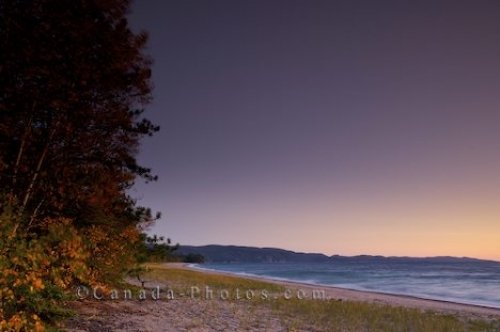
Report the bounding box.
[129,1,500,259]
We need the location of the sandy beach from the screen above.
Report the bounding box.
[183,263,500,318]
[64,263,500,331]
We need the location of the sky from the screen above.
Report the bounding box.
[128,0,500,260]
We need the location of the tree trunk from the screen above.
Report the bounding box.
[11,105,34,198]
[12,124,57,236]
[27,197,45,230]
[20,125,56,212]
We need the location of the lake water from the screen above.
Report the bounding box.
[194,260,500,308]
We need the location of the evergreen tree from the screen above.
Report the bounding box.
[0,1,160,328]
[0,0,158,231]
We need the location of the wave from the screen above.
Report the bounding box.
[194,262,500,309]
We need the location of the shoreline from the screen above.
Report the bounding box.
[177,263,500,319]
[64,262,500,331]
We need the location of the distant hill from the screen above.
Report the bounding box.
[176,245,496,264]
[177,245,330,263]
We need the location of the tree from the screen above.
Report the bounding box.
[0,0,159,328]
[0,0,157,228]
[182,253,205,264]
[139,234,180,263]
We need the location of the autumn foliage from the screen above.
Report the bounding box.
[0,0,159,330]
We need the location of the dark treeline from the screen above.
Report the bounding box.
[0,0,163,329]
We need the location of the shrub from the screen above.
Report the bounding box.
[0,203,89,330]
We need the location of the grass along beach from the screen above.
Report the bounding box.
[64,263,500,331]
